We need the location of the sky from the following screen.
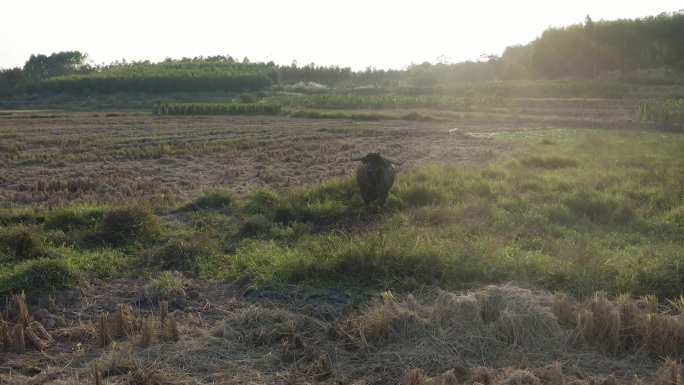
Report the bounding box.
[1,1,682,71]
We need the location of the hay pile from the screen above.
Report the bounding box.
[555,292,684,356]
[0,293,54,352]
[336,285,564,362]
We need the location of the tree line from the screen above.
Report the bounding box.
[406,12,684,86]
[1,12,682,96]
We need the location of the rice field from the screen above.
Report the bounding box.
[1,94,684,384]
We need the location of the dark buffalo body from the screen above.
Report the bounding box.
[355,153,397,204]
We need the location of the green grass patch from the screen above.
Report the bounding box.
[147,237,217,272]
[199,129,684,297]
[100,206,160,245]
[0,258,76,295]
[181,189,235,211]
[154,102,282,116]
[520,156,578,169]
[0,225,48,262]
[2,128,683,300]
[144,271,187,301]
[44,206,106,231]
[289,110,393,121]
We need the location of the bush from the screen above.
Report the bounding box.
[101,206,160,245]
[0,258,76,295]
[183,190,234,211]
[0,226,46,261]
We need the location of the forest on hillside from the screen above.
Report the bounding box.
[0,12,683,96]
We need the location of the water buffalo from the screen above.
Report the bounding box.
[352,153,401,205]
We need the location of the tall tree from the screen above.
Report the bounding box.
[23,51,87,82]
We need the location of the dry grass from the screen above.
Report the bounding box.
[113,303,133,338]
[98,313,111,348]
[139,316,156,348]
[0,293,54,353]
[570,292,684,356]
[0,113,504,206]
[0,319,10,351]
[159,300,169,327]
[13,322,25,352]
[14,293,29,327]
[91,344,194,385]
[654,359,682,385]
[92,363,102,385]
[551,292,576,327]
[1,284,682,385]
[166,314,180,342]
[53,323,97,343]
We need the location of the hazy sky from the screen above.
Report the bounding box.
[2,1,682,70]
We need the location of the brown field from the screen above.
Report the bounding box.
[0,112,516,207]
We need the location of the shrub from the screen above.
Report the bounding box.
[101,206,160,245]
[183,190,234,211]
[0,258,76,295]
[0,226,46,261]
